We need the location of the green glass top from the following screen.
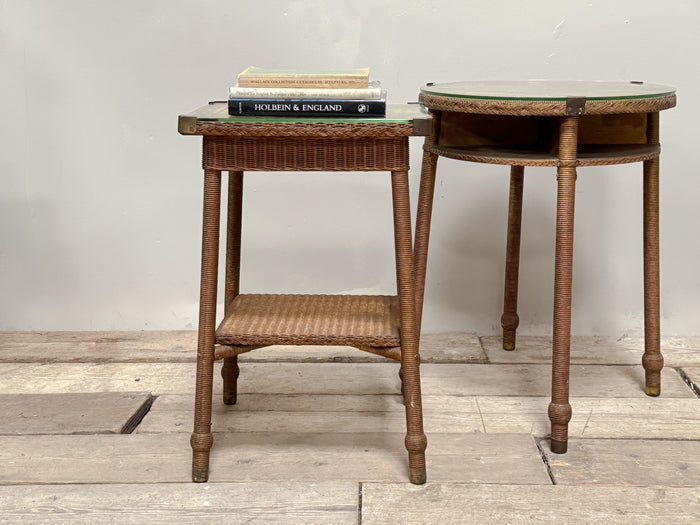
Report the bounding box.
[183,102,425,124]
[420,80,676,101]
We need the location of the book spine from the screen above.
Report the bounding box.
[229,84,382,100]
[228,98,386,117]
[237,67,370,89]
[237,77,368,89]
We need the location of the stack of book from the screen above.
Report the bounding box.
[228,67,386,118]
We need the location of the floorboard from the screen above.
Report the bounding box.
[361,484,700,525]
[0,392,152,435]
[483,335,700,366]
[543,438,700,486]
[0,362,693,397]
[0,432,550,485]
[136,394,700,440]
[0,482,358,524]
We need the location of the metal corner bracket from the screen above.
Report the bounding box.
[565,97,586,116]
[178,115,198,135]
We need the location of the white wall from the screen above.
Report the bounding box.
[1,0,697,336]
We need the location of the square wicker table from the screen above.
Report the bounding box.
[415,80,676,454]
[178,102,431,484]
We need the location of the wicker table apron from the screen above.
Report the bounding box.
[415,80,676,453]
[178,103,431,484]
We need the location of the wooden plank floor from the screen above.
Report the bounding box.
[0,331,698,523]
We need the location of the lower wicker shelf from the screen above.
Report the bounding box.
[215,294,401,348]
[428,143,660,167]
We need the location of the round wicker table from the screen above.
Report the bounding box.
[415,80,676,453]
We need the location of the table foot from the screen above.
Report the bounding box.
[192,464,209,483]
[191,432,214,482]
[409,467,427,485]
[405,433,428,485]
[501,313,519,351]
[645,385,661,397]
[548,401,572,455]
[642,352,663,397]
[222,356,240,405]
[550,438,568,454]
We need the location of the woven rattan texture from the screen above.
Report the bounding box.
[549,116,579,451]
[191,169,222,482]
[419,93,677,116]
[195,121,415,138]
[642,112,663,395]
[501,166,524,350]
[216,294,401,347]
[425,143,661,167]
[203,136,410,171]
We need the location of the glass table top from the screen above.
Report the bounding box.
[420,80,676,101]
[178,102,432,136]
[182,102,427,124]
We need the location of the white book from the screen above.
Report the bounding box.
[229,81,382,100]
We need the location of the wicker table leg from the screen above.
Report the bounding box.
[406,137,438,398]
[414,116,440,337]
[549,117,578,454]
[501,166,525,350]
[221,171,244,405]
[414,146,439,338]
[642,112,664,396]
[191,169,222,482]
[392,169,427,485]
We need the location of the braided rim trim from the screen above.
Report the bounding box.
[419,93,676,116]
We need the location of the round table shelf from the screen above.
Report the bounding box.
[426,143,661,167]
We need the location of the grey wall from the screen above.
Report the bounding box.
[1,1,697,336]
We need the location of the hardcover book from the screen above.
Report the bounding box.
[237,66,370,89]
[229,81,382,100]
[228,91,386,118]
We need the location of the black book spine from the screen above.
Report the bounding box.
[227,98,386,117]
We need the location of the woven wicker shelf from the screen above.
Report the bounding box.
[428,143,661,167]
[216,294,401,348]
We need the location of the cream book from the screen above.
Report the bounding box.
[237,66,370,89]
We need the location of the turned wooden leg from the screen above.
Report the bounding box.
[501,165,525,351]
[642,112,663,396]
[191,168,222,482]
[549,117,578,454]
[392,168,427,485]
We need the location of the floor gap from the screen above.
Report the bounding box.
[357,482,363,525]
[119,394,157,434]
[536,438,557,485]
[678,368,700,398]
[476,336,491,363]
